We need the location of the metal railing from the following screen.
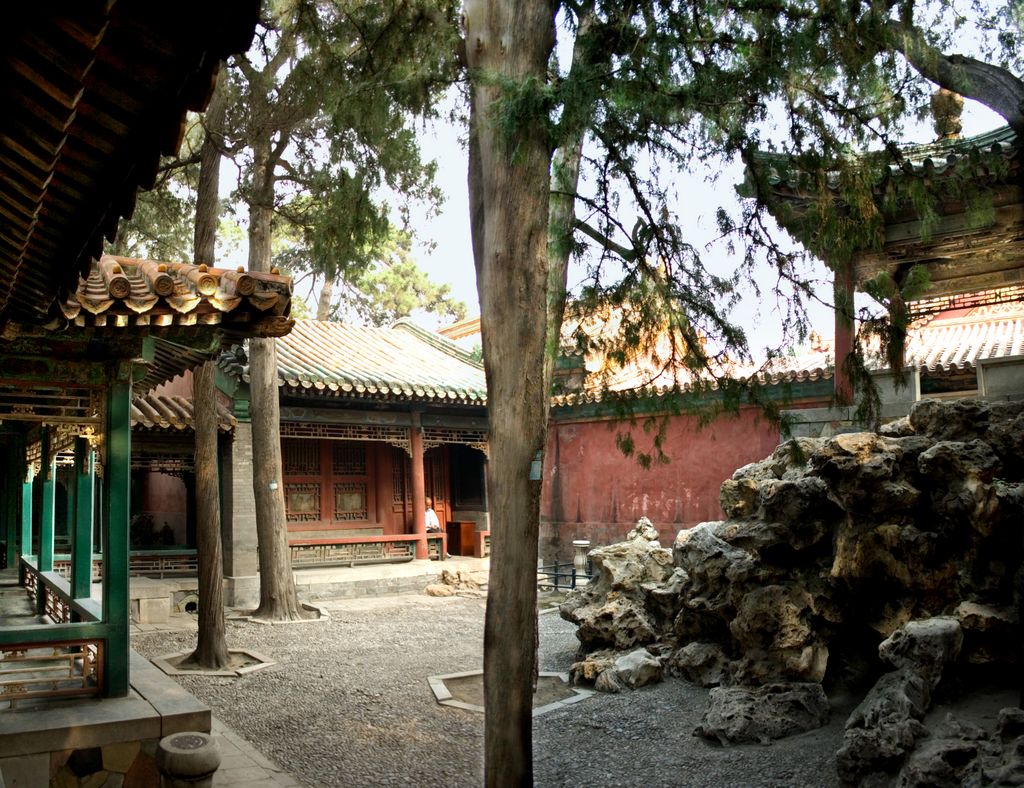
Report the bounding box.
[537,559,592,590]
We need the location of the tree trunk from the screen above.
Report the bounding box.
[186,363,231,668]
[184,73,230,670]
[247,136,309,621]
[317,275,335,321]
[464,1,556,784]
[194,81,227,265]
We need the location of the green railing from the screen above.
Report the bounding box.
[1,557,105,707]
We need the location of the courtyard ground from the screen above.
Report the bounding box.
[132,592,850,788]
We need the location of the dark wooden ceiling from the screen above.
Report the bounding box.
[0,1,259,330]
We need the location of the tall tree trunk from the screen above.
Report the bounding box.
[317,275,335,321]
[194,82,227,266]
[186,74,230,670]
[187,363,230,667]
[247,136,308,621]
[464,1,556,784]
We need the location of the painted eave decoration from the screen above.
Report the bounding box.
[228,318,488,406]
[745,126,1024,303]
[60,255,293,338]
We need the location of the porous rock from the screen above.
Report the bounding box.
[878,617,962,690]
[696,682,830,745]
[561,519,677,650]
[666,641,732,687]
[837,669,930,784]
[593,648,663,693]
[559,398,1024,766]
[895,716,995,788]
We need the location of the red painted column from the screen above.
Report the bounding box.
[834,263,855,406]
[409,414,427,559]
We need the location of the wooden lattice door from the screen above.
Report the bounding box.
[390,446,451,531]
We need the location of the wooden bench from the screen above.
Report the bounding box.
[287,533,447,568]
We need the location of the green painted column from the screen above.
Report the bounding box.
[20,467,33,584]
[71,437,94,604]
[102,371,132,697]
[3,437,23,570]
[38,430,55,574]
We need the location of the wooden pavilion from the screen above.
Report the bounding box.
[749,121,1023,402]
[216,319,490,604]
[0,3,289,763]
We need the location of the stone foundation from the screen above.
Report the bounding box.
[0,652,211,788]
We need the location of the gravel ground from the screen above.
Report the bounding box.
[132,593,848,788]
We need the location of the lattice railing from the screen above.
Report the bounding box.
[127,551,198,577]
[43,586,71,624]
[290,540,415,567]
[288,534,447,568]
[0,640,102,708]
[53,551,198,580]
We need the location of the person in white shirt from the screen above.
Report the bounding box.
[425,497,441,532]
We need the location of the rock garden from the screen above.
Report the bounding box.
[560,398,1024,786]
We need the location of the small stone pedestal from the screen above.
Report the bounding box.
[572,540,591,587]
[157,731,221,787]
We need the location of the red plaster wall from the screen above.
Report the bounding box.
[540,407,782,559]
[140,472,187,543]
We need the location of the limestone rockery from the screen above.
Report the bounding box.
[560,398,1024,786]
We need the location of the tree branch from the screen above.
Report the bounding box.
[573,218,638,260]
[885,20,1024,133]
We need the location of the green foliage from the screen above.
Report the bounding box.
[530,0,1023,461]
[224,0,459,274]
[319,230,468,326]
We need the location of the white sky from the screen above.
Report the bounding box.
[219,91,1004,353]
[403,97,1004,350]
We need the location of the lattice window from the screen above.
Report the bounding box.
[392,448,409,503]
[334,483,368,521]
[283,439,320,476]
[285,483,321,522]
[332,443,367,475]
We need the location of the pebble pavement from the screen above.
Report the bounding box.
[132,593,847,788]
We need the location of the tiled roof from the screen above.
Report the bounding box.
[749,126,1024,304]
[760,300,1024,383]
[553,296,1024,405]
[132,393,235,433]
[234,319,487,405]
[755,126,1018,194]
[0,4,259,329]
[59,255,293,337]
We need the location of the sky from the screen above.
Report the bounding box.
[218,82,1005,356]
[402,95,1005,353]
